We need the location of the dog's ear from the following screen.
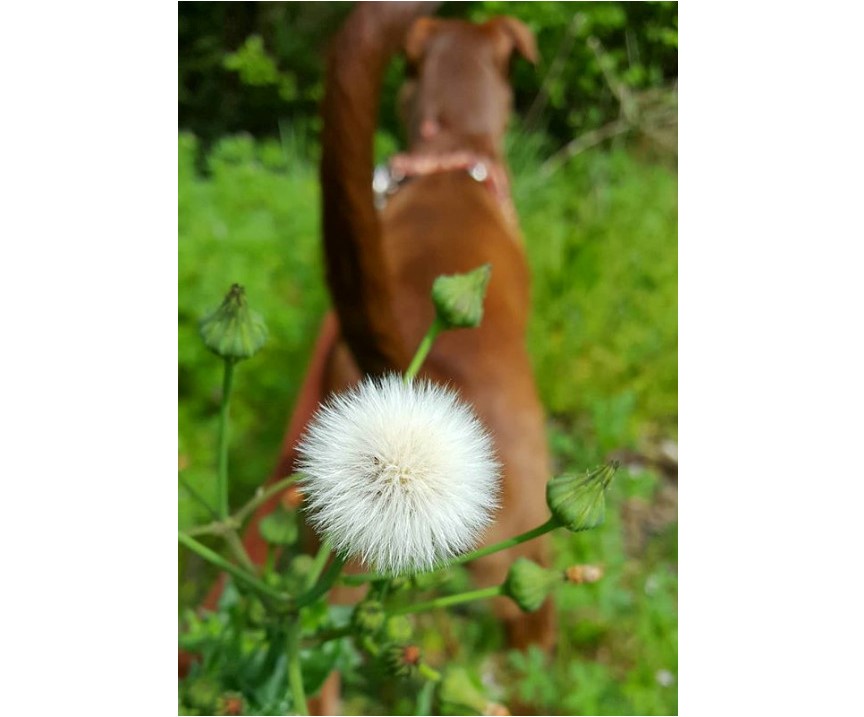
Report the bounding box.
[487,16,539,66]
[405,17,441,64]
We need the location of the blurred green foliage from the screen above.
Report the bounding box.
[179,1,676,156]
[178,132,327,533]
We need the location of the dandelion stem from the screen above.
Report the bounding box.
[405,318,443,381]
[183,474,300,538]
[223,530,256,573]
[178,473,219,521]
[390,585,503,615]
[341,517,561,585]
[446,516,560,567]
[304,624,352,647]
[286,619,308,716]
[305,539,334,590]
[295,552,348,608]
[418,663,442,682]
[234,473,301,524]
[177,531,287,603]
[415,679,437,715]
[217,358,235,519]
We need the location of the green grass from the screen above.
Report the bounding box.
[178,131,677,714]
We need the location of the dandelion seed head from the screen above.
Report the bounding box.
[297,374,501,574]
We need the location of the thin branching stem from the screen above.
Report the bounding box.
[286,619,308,715]
[178,531,288,603]
[341,517,560,586]
[404,318,443,381]
[389,585,503,615]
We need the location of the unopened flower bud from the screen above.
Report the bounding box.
[503,558,561,612]
[431,263,492,329]
[351,600,385,635]
[246,596,267,627]
[386,643,422,678]
[199,284,268,361]
[277,554,315,594]
[440,666,504,715]
[217,693,244,716]
[383,615,414,644]
[564,564,604,584]
[546,461,618,533]
[258,507,298,546]
[281,483,304,509]
[289,554,314,579]
[387,575,411,592]
[185,677,221,713]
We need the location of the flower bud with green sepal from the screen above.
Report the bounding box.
[351,599,386,636]
[431,263,492,329]
[503,557,562,613]
[546,461,618,533]
[385,644,423,679]
[198,284,268,361]
[258,506,298,546]
[184,677,221,714]
[440,666,507,715]
[383,614,414,644]
[279,554,315,595]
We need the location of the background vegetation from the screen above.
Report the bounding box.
[179,2,677,714]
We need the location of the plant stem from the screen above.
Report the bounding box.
[303,624,352,647]
[295,552,348,608]
[286,619,308,716]
[217,358,235,519]
[224,530,256,573]
[415,679,436,715]
[342,517,560,585]
[234,473,301,524]
[390,585,503,615]
[178,473,219,521]
[404,318,443,381]
[183,474,301,538]
[178,531,287,603]
[446,516,560,567]
[418,662,442,682]
[305,539,333,591]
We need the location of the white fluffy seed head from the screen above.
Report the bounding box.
[297,374,501,575]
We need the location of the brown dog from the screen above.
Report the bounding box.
[317,2,555,647]
[199,1,554,709]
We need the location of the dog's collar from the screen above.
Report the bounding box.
[373,151,516,225]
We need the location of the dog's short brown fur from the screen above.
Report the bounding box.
[194,3,555,710]
[315,2,555,650]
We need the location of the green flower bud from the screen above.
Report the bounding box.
[258,506,298,546]
[440,666,494,714]
[431,263,492,329]
[185,677,221,713]
[546,461,618,533]
[246,595,267,627]
[290,554,315,578]
[387,575,412,592]
[198,284,268,361]
[383,615,414,644]
[351,600,385,635]
[503,558,561,613]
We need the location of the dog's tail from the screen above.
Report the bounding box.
[320,2,439,374]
